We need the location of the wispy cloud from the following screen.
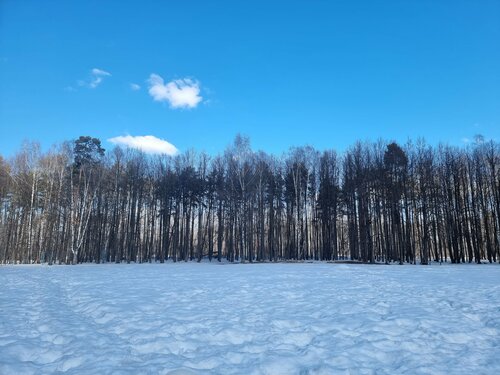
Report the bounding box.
[130,83,141,91]
[108,135,179,155]
[78,68,111,88]
[148,73,202,109]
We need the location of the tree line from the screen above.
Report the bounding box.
[0,135,499,265]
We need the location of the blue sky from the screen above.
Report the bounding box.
[1,0,499,157]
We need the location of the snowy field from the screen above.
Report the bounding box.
[0,263,499,375]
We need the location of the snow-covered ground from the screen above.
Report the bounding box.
[0,262,499,374]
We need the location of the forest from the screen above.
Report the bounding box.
[0,135,498,265]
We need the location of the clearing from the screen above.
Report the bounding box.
[0,262,499,374]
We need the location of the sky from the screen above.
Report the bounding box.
[1,0,499,157]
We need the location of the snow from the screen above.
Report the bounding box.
[0,262,499,374]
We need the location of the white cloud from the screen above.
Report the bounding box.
[90,68,111,88]
[130,83,141,91]
[108,135,179,156]
[148,73,202,109]
[78,68,111,88]
[92,68,110,76]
